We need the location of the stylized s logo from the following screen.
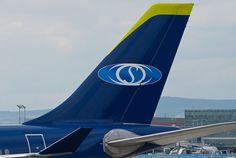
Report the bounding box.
[98,63,162,86]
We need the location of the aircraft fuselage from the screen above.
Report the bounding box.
[0,123,177,157]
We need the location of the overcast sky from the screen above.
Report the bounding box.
[0,0,235,111]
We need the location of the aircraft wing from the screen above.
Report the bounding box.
[108,121,236,147]
[1,128,92,158]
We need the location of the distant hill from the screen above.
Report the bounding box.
[155,97,236,117]
[1,97,236,124]
[0,109,49,124]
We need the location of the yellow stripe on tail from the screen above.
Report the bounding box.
[114,3,194,49]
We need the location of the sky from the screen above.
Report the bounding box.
[0,0,235,111]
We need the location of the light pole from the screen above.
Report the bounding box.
[17,105,26,124]
[21,105,26,122]
[17,105,22,124]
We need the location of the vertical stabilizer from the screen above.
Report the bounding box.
[25,3,193,125]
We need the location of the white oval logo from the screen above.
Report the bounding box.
[98,63,162,86]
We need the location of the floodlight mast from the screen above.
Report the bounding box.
[17,105,22,124]
[17,105,26,123]
[21,105,26,122]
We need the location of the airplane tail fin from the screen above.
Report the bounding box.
[25,3,193,125]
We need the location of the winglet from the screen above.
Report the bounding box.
[39,128,92,156]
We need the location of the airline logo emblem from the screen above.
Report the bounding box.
[98,63,162,86]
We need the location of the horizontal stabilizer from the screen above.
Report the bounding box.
[1,128,92,158]
[39,128,92,156]
[108,121,236,147]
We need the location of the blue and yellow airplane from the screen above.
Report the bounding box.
[1,3,236,158]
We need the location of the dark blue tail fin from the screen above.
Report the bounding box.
[25,3,193,125]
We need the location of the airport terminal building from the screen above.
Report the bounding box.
[185,109,236,151]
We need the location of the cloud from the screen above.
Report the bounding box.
[163,58,236,99]
[0,1,235,110]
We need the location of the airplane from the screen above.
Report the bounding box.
[0,3,236,158]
